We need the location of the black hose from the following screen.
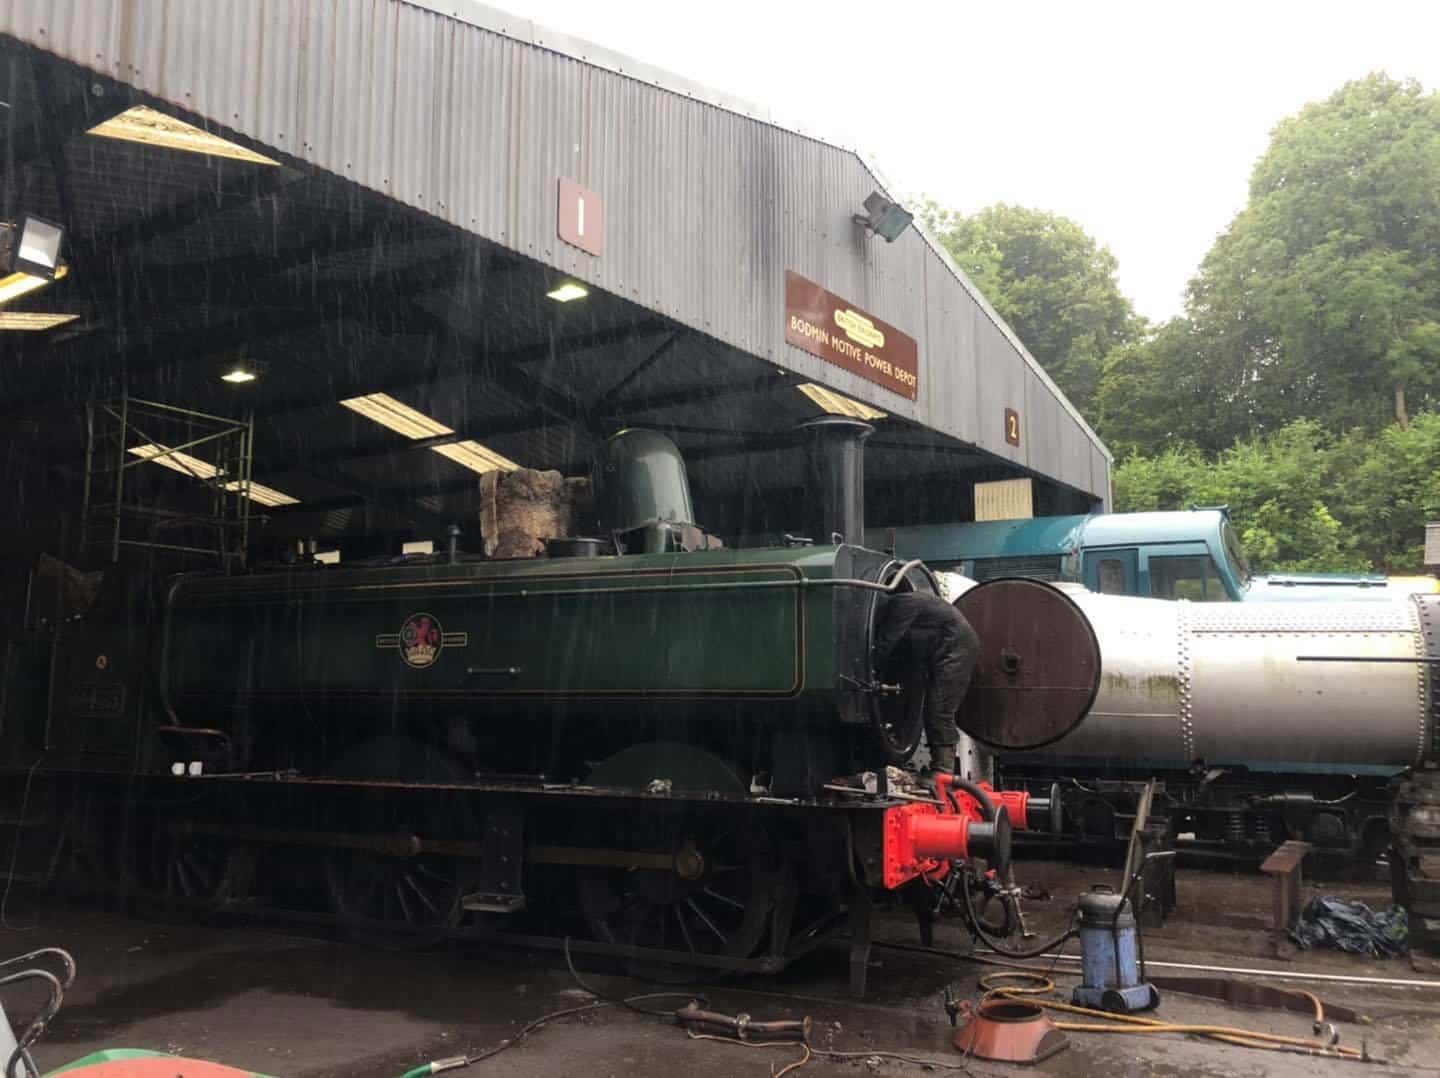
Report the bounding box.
[945,777,997,820]
[958,868,1076,959]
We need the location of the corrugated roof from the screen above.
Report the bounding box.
[1,0,1111,508]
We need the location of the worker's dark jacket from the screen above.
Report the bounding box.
[873,592,980,747]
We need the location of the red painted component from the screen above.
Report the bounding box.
[881,777,1033,889]
[992,789,1030,832]
[935,775,1031,832]
[52,1058,261,1077]
[882,789,982,890]
[909,812,974,861]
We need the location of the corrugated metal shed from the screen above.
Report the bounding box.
[2,0,1110,503]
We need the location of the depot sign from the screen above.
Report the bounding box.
[784,271,919,401]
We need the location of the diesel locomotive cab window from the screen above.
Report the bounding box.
[1096,558,1127,595]
[1221,520,1251,584]
[1148,554,1230,601]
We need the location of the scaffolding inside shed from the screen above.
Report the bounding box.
[80,396,255,569]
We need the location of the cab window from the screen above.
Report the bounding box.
[1148,554,1231,602]
[1097,558,1128,595]
[1220,521,1251,585]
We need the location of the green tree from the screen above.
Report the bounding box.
[922,202,1140,415]
[1331,414,1440,571]
[1113,419,1368,573]
[1092,319,1239,456]
[1187,74,1440,431]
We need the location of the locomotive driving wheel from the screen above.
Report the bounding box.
[324,838,465,948]
[128,815,238,916]
[576,743,791,973]
[320,737,472,949]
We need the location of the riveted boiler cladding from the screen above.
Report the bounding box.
[989,579,1440,911]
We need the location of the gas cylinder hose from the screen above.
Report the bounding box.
[959,868,1076,958]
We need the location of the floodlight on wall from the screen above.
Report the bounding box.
[13,216,64,279]
[0,216,68,307]
[546,281,588,303]
[853,191,913,243]
[87,105,280,166]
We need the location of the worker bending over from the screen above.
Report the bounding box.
[873,592,980,777]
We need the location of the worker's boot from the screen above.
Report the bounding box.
[925,742,957,779]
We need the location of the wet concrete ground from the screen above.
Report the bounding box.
[3,860,1440,1077]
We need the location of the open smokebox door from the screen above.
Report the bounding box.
[954,577,1100,751]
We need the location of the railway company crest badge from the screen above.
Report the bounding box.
[375,613,469,669]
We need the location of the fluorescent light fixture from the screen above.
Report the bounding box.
[128,443,220,480]
[797,383,887,421]
[402,540,435,555]
[0,261,66,307]
[432,439,520,475]
[221,480,299,507]
[546,282,588,303]
[221,366,257,384]
[0,312,79,331]
[0,273,48,305]
[130,443,298,506]
[314,550,341,565]
[340,393,454,439]
[88,105,280,166]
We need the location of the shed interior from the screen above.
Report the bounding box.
[0,41,1097,597]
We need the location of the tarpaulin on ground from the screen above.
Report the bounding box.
[1289,895,1408,957]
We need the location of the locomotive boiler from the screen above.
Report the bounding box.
[1024,587,1436,774]
[961,580,1440,920]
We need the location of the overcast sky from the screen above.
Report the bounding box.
[496,0,1440,323]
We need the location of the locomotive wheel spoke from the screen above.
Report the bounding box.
[702,885,745,911]
[675,905,697,953]
[395,881,416,924]
[129,810,235,917]
[686,898,727,944]
[405,873,442,917]
[325,844,465,947]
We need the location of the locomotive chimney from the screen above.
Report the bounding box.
[798,417,873,546]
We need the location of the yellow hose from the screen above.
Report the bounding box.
[975,973,1363,1060]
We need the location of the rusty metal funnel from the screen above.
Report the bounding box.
[953,998,1069,1064]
